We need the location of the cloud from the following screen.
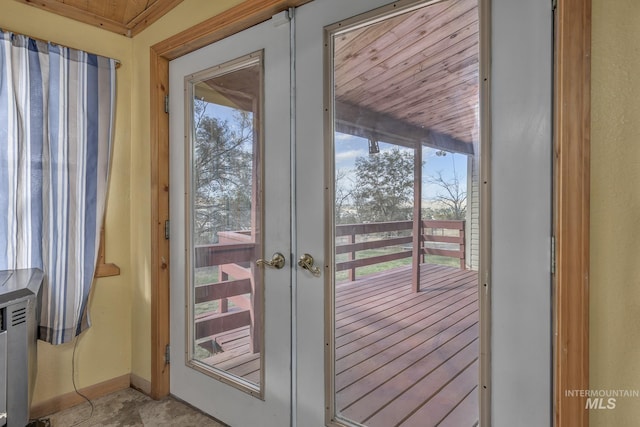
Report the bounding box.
[335,133,355,141]
[379,145,413,155]
[335,149,366,163]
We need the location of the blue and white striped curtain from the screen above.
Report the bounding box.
[0,30,115,345]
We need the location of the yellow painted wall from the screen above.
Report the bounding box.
[0,0,134,405]
[0,0,244,407]
[591,0,640,425]
[128,0,244,383]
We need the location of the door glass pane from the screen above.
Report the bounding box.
[330,0,480,425]
[187,53,263,393]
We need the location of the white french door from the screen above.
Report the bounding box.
[169,0,552,426]
[169,15,292,427]
[295,1,552,426]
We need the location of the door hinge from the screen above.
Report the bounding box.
[165,344,170,365]
[164,220,170,240]
[164,95,169,114]
[552,0,557,11]
[551,236,556,274]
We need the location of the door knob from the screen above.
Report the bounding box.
[257,252,286,269]
[298,253,321,277]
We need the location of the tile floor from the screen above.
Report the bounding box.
[39,388,226,427]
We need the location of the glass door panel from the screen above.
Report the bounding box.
[328,1,480,425]
[170,15,291,426]
[187,54,264,393]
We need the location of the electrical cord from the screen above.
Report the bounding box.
[69,335,94,427]
[26,337,93,427]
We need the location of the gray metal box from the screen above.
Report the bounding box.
[0,269,44,427]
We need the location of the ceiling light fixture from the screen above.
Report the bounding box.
[368,138,380,155]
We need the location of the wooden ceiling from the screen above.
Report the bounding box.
[17,0,479,154]
[334,0,479,154]
[14,0,184,37]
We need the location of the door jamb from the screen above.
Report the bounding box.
[553,0,591,425]
[149,4,592,427]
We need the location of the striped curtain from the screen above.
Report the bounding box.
[0,30,115,345]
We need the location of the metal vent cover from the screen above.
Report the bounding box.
[10,307,26,327]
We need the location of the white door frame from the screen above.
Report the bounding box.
[488,0,553,425]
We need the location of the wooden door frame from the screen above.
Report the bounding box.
[553,0,591,426]
[149,1,591,426]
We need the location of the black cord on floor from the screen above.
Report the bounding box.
[69,335,94,427]
[26,418,51,427]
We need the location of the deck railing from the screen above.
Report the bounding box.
[336,219,465,281]
[193,220,465,352]
[194,230,260,354]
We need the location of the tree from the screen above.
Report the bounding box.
[352,148,414,223]
[192,99,254,244]
[425,168,467,220]
[335,169,356,224]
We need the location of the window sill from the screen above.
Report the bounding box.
[95,227,121,278]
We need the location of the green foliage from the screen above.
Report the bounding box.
[352,148,415,222]
[192,99,254,244]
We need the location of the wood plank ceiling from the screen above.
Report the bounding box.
[334,0,479,154]
[18,0,479,155]
[13,0,184,37]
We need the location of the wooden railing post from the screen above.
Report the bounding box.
[412,142,423,293]
[421,224,427,264]
[218,268,229,313]
[250,266,261,353]
[460,221,466,270]
[348,232,356,281]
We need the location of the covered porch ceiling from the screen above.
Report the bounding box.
[170,0,480,157]
[15,0,479,155]
[333,0,479,155]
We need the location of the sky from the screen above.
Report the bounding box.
[200,101,468,203]
[335,132,468,201]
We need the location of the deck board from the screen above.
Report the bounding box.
[403,361,479,426]
[198,263,479,426]
[359,339,479,426]
[336,271,475,327]
[336,314,478,397]
[335,264,479,427]
[336,290,476,360]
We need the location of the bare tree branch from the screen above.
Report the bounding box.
[426,169,467,220]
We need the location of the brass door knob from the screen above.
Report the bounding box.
[298,253,321,277]
[257,252,286,269]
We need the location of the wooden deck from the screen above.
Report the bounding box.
[335,263,479,427]
[203,263,479,427]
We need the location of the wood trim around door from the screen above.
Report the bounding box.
[149,2,592,423]
[149,0,312,399]
[554,0,591,425]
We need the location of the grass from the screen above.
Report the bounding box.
[193,266,245,314]
[194,266,221,316]
[194,344,212,361]
[195,266,219,285]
